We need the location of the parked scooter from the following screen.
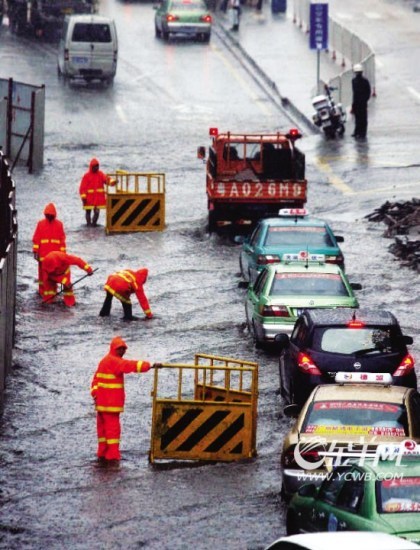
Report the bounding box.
[312,84,346,138]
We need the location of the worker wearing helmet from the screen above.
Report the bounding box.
[32,203,66,295]
[351,64,371,139]
[41,250,93,306]
[99,268,153,321]
[79,158,115,227]
[90,336,154,463]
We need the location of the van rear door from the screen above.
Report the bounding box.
[70,20,117,77]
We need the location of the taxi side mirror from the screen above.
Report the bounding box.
[297,483,318,498]
[197,146,206,160]
[335,235,344,243]
[403,335,414,345]
[350,283,362,290]
[275,333,290,349]
[283,403,300,417]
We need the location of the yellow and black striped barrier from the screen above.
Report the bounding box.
[149,354,258,463]
[106,171,165,233]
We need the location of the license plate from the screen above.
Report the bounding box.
[72,56,88,65]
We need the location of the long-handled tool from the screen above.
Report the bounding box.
[43,268,99,303]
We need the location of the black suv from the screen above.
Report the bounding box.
[276,308,416,407]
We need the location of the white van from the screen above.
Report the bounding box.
[58,15,118,85]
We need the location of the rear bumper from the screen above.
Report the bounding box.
[166,22,211,35]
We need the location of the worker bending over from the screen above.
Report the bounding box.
[42,250,93,306]
[99,268,153,321]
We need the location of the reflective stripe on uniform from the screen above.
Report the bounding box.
[97,382,124,389]
[98,437,106,443]
[104,284,131,304]
[97,373,117,379]
[87,189,105,194]
[106,439,120,444]
[136,361,145,373]
[96,406,124,412]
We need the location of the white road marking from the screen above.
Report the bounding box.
[407,86,420,102]
[115,104,127,123]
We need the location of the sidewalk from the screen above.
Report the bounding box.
[216,0,420,139]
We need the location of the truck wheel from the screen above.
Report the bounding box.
[208,211,217,233]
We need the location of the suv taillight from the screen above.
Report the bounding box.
[257,254,280,265]
[261,305,289,317]
[200,14,212,22]
[166,13,179,21]
[393,354,415,377]
[297,352,322,375]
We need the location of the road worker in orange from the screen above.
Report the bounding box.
[41,250,93,306]
[99,268,153,321]
[90,336,155,463]
[79,158,115,227]
[32,203,67,295]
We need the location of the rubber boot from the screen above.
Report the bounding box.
[85,210,92,227]
[122,302,139,321]
[92,208,100,227]
[99,292,113,317]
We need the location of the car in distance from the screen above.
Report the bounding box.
[265,531,420,550]
[286,459,420,543]
[154,0,212,42]
[237,209,345,283]
[280,374,420,499]
[277,308,416,407]
[245,256,361,348]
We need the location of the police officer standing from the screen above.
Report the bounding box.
[351,63,371,140]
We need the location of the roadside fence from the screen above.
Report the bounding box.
[292,0,376,107]
[0,151,18,408]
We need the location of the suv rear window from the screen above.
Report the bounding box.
[72,23,112,43]
[313,326,403,355]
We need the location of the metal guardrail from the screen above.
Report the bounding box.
[292,0,376,106]
[0,151,18,406]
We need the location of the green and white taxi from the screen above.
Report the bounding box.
[245,254,361,347]
[286,457,420,544]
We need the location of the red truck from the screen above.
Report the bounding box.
[199,128,307,232]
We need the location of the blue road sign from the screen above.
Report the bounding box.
[310,2,328,50]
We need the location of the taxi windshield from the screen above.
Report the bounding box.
[265,226,334,247]
[171,1,206,9]
[378,477,420,513]
[270,273,348,296]
[302,400,409,437]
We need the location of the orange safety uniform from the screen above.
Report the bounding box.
[104,268,152,317]
[90,336,151,461]
[79,157,112,210]
[32,203,66,294]
[42,251,93,307]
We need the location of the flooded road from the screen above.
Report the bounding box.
[0,2,419,549]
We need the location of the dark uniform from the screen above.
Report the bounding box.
[352,66,371,139]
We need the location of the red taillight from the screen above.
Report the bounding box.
[166,13,179,21]
[325,255,344,266]
[261,305,289,318]
[257,254,280,265]
[200,14,212,22]
[209,127,218,136]
[393,354,415,377]
[283,446,321,468]
[297,352,322,375]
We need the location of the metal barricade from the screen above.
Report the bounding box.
[105,171,165,234]
[149,354,259,463]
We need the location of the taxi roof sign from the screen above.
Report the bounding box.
[282,251,325,263]
[335,372,393,385]
[278,208,309,217]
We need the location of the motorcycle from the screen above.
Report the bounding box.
[312,84,346,138]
